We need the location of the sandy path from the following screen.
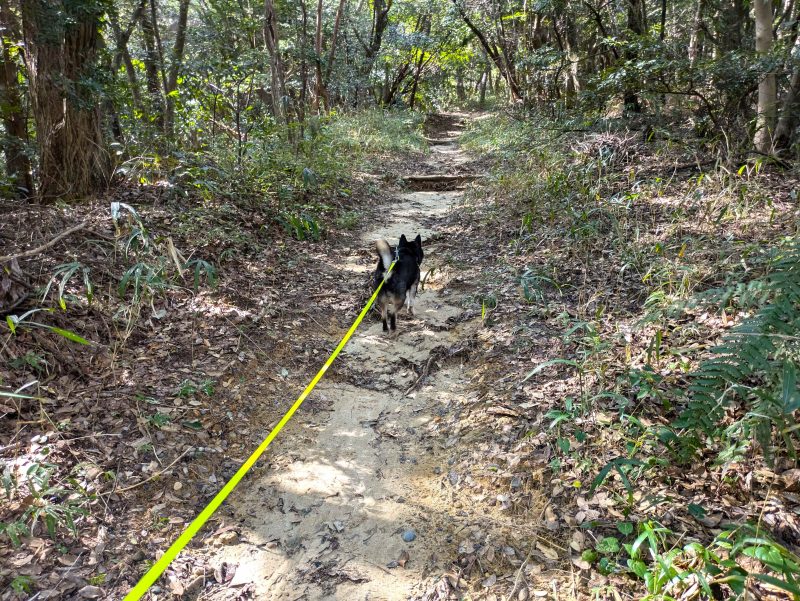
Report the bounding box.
[202,117,474,601]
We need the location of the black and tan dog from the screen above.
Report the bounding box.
[373,234,423,334]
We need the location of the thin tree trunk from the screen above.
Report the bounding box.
[325,0,347,83]
[688,0,705,68]
[451,0,522,101]
[754,0,777,151]
[110,0,146,114]
[313,0,329,111]
[264,0,289,124]
[775,33,800,148]
[564,13,581,104]
[140,0,164,127]
[299,0,309,112]
[624,0,646,112]
[408,44,428,108]
[164,0,191,138]
[0,0,34,196]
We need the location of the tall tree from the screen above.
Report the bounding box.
[754,0,776,151]
[264,0,289,123]
[623,0,646,112]
[0,0,33,196]
[164,0,191,137]
[21,0,111,200]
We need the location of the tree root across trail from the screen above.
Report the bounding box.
[190,115,482,600]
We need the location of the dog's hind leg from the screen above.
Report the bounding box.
[406,283,418,316]
[389,309,397,333]
[381,305,389,332]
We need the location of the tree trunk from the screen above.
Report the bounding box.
[624,0,646,112]
[313,0,329,111]
[688,0,705,68]
[563,13,581,104]
[754,0,776,151]
[775,34,800,149]
[362,0,392,77]
[324,0,347,83]
[299,0,310,112]
[164,0,191,138]
[264,0,289,125]
[21,0,110,200]
[408,46,428,109]
[140,0,165,127]
[451,0,523,101]
[109,1,146,115]
[0,0,33,197]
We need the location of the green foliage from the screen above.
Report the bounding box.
[176,378,215,398]
[279,211,322,241]
[589,521,800,599]
[5,308,91,345]
[41,262,93,310]
[10,575,34,594]
[1,462,92,545]
[118,260,173,302]
[670,242,800,463]
[185,258,218,291]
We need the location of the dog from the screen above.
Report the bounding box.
[373,234,423,333]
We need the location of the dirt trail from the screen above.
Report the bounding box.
[203,116,477,600]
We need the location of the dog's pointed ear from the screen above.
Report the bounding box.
[414,234,422,248]
[399,234,408,247]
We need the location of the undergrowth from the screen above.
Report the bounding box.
[462,111,800,599]
[0,108,426,554]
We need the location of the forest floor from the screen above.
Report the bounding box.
[2,114,561,601]
[3,111,800,601]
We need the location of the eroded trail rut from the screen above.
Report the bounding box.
[204,118,476,600]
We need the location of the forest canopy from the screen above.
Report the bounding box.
[0,0,798,200]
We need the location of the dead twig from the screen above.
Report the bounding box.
[0,221,89,263]
[112,447,193,493]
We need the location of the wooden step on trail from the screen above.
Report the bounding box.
[424,136,457,145]
[402,173,485,190]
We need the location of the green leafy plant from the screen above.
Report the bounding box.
[177,378,215,398]
[8,351,49,375]
[671,242,800,463]
[1,463,92,545]
[184,258,218,291]
[147,412,171,428]
[584,519,800,599]
[279,212,322,241]
[118,260,173,302]
[10,574,34,594]
[5,308,91,345]
[41,261,93,309]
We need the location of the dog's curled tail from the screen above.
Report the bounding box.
[375,239,393,282]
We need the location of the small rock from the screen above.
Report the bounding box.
[184,575,205,595]
[78,585,103,599]
[218,530,239,545]
[402,529,417,542]
[173,481,183,491]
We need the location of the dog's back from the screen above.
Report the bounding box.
[373,234,423,333]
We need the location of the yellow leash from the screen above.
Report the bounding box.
[124,260,395,600]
